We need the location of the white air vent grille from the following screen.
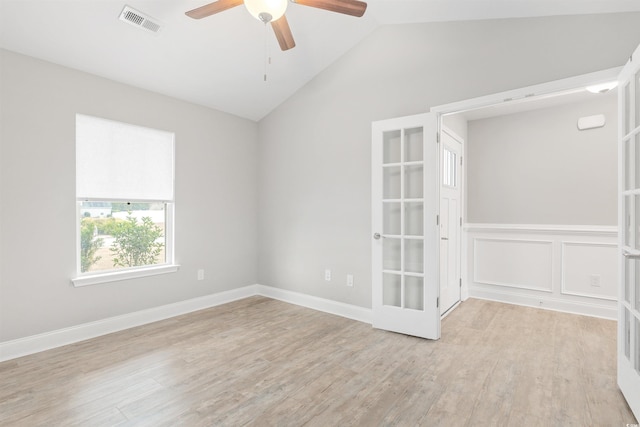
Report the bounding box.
[119,6,162,34]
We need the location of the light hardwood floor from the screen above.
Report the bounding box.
[0,297,636,426]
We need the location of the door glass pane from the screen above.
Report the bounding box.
[405,165,423,199]
[405,276,424,310]
[635,195,640,249]
[625,82,632,136]
[404,239,424,273]
[383,167,401,199]
[636,135,640,190]
[636,259,640,309]
[405,127,423,162]
[383,130,401,164]
[636,317,640,374]
[383,273,401,307]
[443,148,457,187]
[625,308,631,361]
[405,202,423,236]
[383,203,401,235]
[383,238,401,271]
[624,139,640,190]
[636,71,640,128]
[626,195,632,247]
[626,258,633,304]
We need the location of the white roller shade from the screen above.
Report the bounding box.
[76,114,174,201]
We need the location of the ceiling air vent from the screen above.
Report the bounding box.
[119,6,162,34]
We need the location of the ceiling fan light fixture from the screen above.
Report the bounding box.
[244,0,288,22]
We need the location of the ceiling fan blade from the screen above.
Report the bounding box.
[292,0,367,17]
[185,0,244,19]
[271,15,296,51]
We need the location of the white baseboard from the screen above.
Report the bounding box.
[469,286,617,320]
[255,285,372,324]
[0,284,372,362]
[5,279,610,363]
[0,285,259,363]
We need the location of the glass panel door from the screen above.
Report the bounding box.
[618,43,640,421]
[372,113,440,339]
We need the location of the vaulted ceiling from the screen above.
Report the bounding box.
[1,0,638,121]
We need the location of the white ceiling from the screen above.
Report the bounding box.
[1,0,639,121]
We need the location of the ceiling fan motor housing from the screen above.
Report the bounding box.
[244,0,288,22]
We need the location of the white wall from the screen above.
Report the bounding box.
[257,13,640,309]
[466,93,618,225]
[0,50,259,342]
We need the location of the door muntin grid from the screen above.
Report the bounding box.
[381,127,425,311]
[621,68,640,375]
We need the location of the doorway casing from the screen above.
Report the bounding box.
[430,66,622,308]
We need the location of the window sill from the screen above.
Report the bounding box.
[72,264,180,287]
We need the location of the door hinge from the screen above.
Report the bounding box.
[436,214,440,226]
[460,217,462,226]
[459,278,462,288]
[437,297,439,308]
[436,133,440,143]
[460,156,463,166]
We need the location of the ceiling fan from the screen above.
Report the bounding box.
[185,0,368,51]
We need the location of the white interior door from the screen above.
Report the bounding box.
[372,113,440,339]
[439,128,462,315]
[619,43,640,420]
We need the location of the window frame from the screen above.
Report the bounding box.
[72,114,179,287]
[72,200,177,287]
[73,200,177,287]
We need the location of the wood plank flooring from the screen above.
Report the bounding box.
[0,297,636,426]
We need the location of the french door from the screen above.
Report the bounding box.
[620,42,640,419]
[371,113,440,339]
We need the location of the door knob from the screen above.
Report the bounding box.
[373,233,381,240]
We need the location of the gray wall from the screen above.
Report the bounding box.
[0,50,258,342]
[442,114,468,143]
[257,13,640,309]
[466,93,618,225]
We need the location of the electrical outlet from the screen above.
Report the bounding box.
[197,269,204,281]
[324,269,331,281]
[590,274,601,287]
[347,274,354,287]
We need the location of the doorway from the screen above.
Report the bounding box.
[372,67,620,334]
[433,67,621,317]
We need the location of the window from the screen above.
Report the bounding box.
[443,147,457,188]
[73,114,177,286]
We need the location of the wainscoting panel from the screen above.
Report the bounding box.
[465,224,618,319]
[561,242,617,301]
[474,238,553,292]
